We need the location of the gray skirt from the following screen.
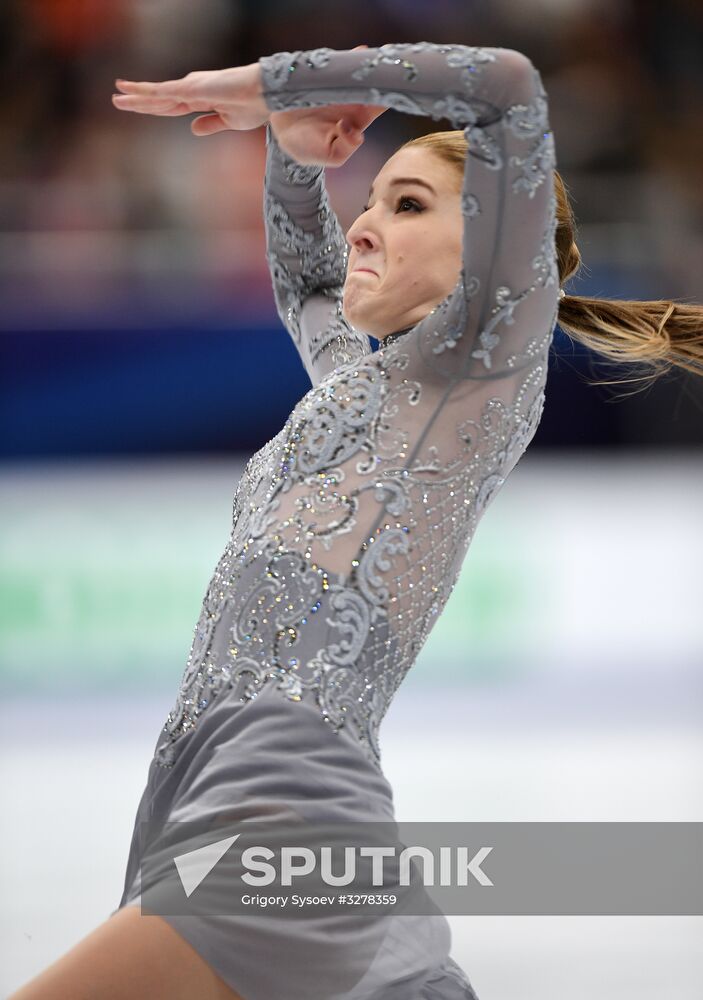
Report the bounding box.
[113,682,479,1000]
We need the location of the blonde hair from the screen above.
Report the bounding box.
[399,130,703,390]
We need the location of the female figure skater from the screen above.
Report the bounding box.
[11,41,701,1000]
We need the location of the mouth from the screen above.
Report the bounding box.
[352,268,378,276]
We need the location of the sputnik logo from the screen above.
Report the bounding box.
[173,834,240,897]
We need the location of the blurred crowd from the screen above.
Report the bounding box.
[0,0,701,318]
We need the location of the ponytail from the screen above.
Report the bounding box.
[556,293,703,387]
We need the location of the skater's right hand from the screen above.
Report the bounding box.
[268,46,387,168]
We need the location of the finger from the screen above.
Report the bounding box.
[345,108,386,133]
[338,118,365,145]
[329,123,363,166]
[339,103,387,132]
[112,94,190,115]
[115,78,184,97]
[191,113,228,136]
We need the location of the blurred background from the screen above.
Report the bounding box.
[1,1,701,998]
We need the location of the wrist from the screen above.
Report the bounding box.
[243,61,270,122]
[266,123,324,177]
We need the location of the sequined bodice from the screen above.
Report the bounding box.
[154,43,559,770]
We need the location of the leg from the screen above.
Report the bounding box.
[7,905,245,1000]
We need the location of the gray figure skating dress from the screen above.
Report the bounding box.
[113,42,559,1000]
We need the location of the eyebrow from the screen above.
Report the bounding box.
[367,177,437,200]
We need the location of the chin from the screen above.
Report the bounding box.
[342,301,375,338]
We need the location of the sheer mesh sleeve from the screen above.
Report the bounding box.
[263,123,372,385]
[254,43,559,666]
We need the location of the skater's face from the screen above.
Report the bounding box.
[343,146,463,340]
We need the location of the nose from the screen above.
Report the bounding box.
[345,211,380,254]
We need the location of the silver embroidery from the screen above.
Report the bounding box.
[510,131,556,198]
[465,124,504,170]
[461,192,481,219]
[350,45,422,83]
[504,93,549,141]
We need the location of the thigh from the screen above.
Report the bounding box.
[7,905,245,1000]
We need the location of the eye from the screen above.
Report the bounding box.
[360,196,425,214]
[396,195,423,213]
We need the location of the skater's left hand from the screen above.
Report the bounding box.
[267,46,387,167]
[112,63,270,133]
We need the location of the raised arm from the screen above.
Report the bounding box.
[263,123,372,385]
[258,43,559,389]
